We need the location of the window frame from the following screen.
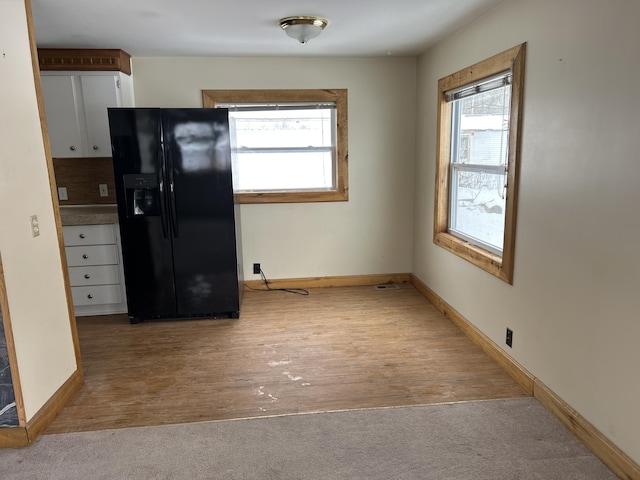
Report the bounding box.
[202,89,348,204]
[434,43,526,284]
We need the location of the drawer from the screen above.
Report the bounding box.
[71,284,124,306]
[68,265,121,286]
[63,224,116,246]
[66,245,118,266]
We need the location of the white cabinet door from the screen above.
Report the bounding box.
[40,72,128,158]
[80,75,122,157]
[40,75,84,158]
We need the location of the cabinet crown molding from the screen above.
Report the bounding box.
[38,48,131,75]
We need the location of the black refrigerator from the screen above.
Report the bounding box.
[108,108,242,323]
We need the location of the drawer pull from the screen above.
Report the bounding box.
[92,145,99,150]
[87,294,93,299]
[70,145,76,151]
[84,274,91,279]
[82,254,89,259]
[79,233,86,239]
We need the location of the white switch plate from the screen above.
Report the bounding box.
[58,187,68,201]
[99,184,109,197]
[30,215,40,237]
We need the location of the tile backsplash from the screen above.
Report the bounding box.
[54,157,117,205]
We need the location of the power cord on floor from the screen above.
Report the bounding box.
[245,267,309,296]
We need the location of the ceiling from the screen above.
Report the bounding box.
[30,0,504,58]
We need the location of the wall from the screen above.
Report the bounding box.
[0,0,78,421]
[413,0,640,463]
[132,57,417,280]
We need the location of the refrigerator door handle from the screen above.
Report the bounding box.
[158,149,169,239]
[167,150,180,238]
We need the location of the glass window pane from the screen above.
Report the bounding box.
[452,86,510,167]
[204,88,348,202]
[229,109,333,149]
[234,151,333,191]
[450,169,506,251]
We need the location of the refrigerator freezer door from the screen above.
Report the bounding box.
[109,108,177,321]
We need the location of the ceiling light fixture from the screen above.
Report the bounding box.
[278,16,328,45]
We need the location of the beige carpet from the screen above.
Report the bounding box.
[0,398,616,479]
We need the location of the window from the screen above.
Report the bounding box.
[202,89,348,204]
[434,43,526,284]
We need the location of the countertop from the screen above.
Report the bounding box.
[59,205,119,226]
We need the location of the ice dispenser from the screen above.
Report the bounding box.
[123,173,161,217]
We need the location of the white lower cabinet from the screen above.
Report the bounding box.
[71,285,124,307]
[63,223,127,316]
[68,265,121,286]
[66,244,119,266]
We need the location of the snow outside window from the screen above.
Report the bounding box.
[224,104,336,192]
[448,77,511,255]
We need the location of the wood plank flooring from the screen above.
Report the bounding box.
[45,284,528,434]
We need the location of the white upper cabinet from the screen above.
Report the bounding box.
[77,75,121,157]
[40,75,84,157]
[40,72,134,158]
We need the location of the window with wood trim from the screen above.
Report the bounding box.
[434,43,526,284]
[202,89,348,204]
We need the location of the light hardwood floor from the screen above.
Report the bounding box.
[45,284,528,434]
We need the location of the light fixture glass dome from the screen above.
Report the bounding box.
[279,16,328,44]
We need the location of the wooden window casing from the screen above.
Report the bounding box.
[434,43,526,284]
[202,89,348,204]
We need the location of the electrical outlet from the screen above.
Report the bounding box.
[99,184,109,197]
[58,187,68,201]
[253,263,261,275]
[506,328,513,348]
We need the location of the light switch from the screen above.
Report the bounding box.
[99,184,109,197]
[30,215,40,237]
[58,187,68,201]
